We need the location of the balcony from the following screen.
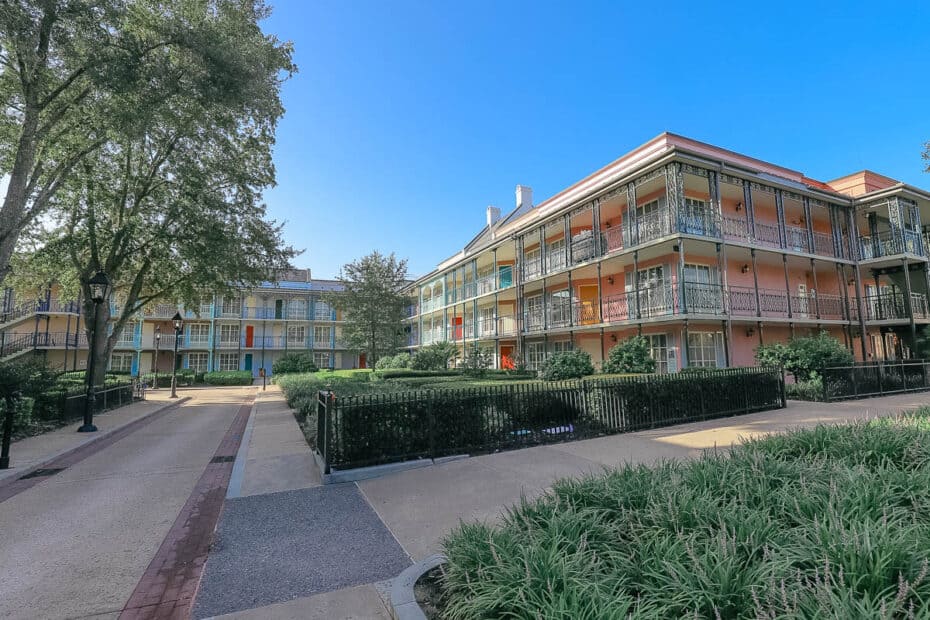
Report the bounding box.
[859,229,925,260]
[142,303,180,319]
[864,292,930,321]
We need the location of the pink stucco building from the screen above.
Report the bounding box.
[404,133,930,371]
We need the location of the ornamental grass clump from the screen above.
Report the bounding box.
[439,410,930,619]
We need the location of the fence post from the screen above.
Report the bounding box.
[780,369,787,408]
[427,392,436,459]
[318,391,332,475]
[580,379,589,423]
[877,363,883,396]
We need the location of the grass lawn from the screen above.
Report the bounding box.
[437,410,930,619]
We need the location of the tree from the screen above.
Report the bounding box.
[755,331,853,381]
[12,1,296,389]
[0,358,54,469]
[410,341,458,371]
[540,349,593,381]
[602,336,656,374]
[0,1,295,288]
[330,252,409,367]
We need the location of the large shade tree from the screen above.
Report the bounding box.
[329,252,409,367]
[11,0,296,387]
[0,0,293,287]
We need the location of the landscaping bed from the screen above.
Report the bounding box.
[433,411,930,618]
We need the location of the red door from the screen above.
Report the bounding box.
[453,316,463,340]
[500,345,515,370]
[245,325,254,347]
[358,353,367,369]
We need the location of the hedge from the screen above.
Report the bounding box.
[203,371,254,386]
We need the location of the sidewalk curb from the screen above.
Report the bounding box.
[225,399,258,499]
[0,396,192,488]
[390,553,447,620]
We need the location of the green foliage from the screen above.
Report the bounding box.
[202,371,253,386]
[786,373,825,401]
[410,341,459,371]
[440,412,930,619]
[374,369,461,379]
[272,352,318,375]
[461,348,493,377]
[374,353,411,370]
[756,331,854,381]
[540,349,594,381]
[329,251,409,366]
[602,336,656,374]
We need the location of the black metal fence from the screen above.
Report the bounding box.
[821,361,930,401]
[316,367,785,472]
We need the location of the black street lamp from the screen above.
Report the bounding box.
[170,312,183,398]
[79,271,110,433]
[153,326,161,389]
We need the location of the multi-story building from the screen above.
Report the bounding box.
[404,133,930,372]
[0,269,360,375]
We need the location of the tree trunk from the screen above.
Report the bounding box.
[0,108,40,287]
[82,297,113,389]
[0,395,15,469]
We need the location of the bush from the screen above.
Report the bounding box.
[272,352,318,375]
[756,331,854,381]
[374,369,461,380]
[786,373,824,401]
[203,371,253,386]
[540,350,594,381]
[602,336,656,374]
[461,348,493,377]
[439,412,930,619]
[410,342,458,371]
[374,353,411,370]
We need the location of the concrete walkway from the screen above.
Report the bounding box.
[0,386,256,620]
[193,387,398,620]
[0,389,178,484]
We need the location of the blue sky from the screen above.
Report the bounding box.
[261,1,930,279]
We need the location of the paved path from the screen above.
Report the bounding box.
[0,386,256,620]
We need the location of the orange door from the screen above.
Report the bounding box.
[245,325,254,347]
[500,345,514,370]
[453,316,462,340]
[579,285,598,324]
[358,353,366,369]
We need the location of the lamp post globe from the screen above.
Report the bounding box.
[79,271,111,432]
[170,312,183,398]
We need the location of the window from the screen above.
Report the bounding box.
[313,326,332,346]
[313,352,331,368]
[687,332,719,368]
[111,352,133,372]
[646,334,668,374]
[681,198,713,236]
[188,352,208,372]
[683,263,721,313]
[633,266,670,317]
[551,340,572,354]
[218,353,239,371]
[287,298,307,319]
[219,324,239,344]
[525,295,543,331]
[287,325,306,345]
[548,289,571,327]
[635,199,666,242]
[188,323,210,346]
[478,306,495,336]
[525,342,546,371]
[314,301,332,320]
[221,296,240,316]
[546,238,566,272]
[116,322,136,345]
[523,247,541,279]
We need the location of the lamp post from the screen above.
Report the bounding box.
[153,326,161,389]
[79,271,111,433]
[170,312,183,398]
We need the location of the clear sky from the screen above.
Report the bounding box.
[261,1,930,279]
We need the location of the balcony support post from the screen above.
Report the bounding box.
[709,170,721,237]
[633,250,641,321]
[811,258,821,320]
[539,227,546,277]
[783,254,793,319]
[902,258,917,351]
[596,262,603,325]
[828,205,840,258]
[721,320,730,367]
[874,273,882,320]
[868,212,880,259]
[564,214,572,266]
[678,240,687,315]
[717,242,733,361]
[681,320,690,369]
[542,277,548,330]
[803,197,815,254]
[567,269,573,328]
[665,162,683,234]
[751,249,762,318]
[599,327,606,367]
[259,319,265,373]
[775,190,787,249]
[592,198,602,257]
[757,320,764,348]
[627,183,638,246]
[743,181,755,240]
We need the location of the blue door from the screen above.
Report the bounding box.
[244,354,253,373]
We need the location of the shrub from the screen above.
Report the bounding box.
[540,350,594,381]
[410,341,458,371]
[374,369,461,380]
[272,352,318,375]
[756,331,854,381]
[203,371,253,386]
[602,336,656,374]
[461,348,493,377]
[374,353,411,370]
[786,373,824,401]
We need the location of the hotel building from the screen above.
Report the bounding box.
[404,133,930,372]
[0,269,360,375]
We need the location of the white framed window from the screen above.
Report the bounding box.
[219,324,240,344]
[313,326,332,346]
[188,323,210,346]
[631,266,670,316]
[548,289,571,326]
[287,298,308,319]
[523,246,542,279]
[687,332,719,368]
[221,296,240,316]
[551,340,572,354]
[646,334,668,374]
[218,353,239,371]
[188,352,208,372]
[111,352,133,372]
[116,322,137,346]
[546,238,566,272]
[313,352,331,368]
[287,325,306,345]
[525,342,547,370]
[314,301,332,320]
[525,295,544,331]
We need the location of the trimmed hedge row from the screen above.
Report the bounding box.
[203,371,254,386]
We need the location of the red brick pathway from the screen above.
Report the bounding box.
[119,398,255,620]
[0,397,191,504]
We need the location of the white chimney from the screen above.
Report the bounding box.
[515,185,533,211]
[486,205,501,228]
